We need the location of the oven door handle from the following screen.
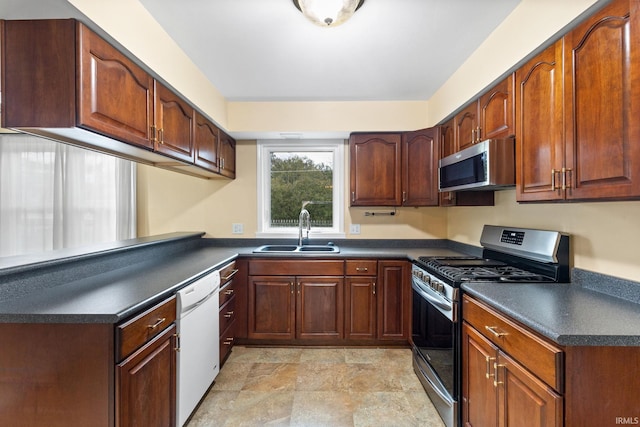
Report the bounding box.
[412,280,452,312]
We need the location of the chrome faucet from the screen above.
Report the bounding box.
[298,202,311,246]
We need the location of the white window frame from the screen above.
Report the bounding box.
[256,139,345,239]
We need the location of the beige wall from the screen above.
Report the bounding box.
[137,140,448,240]
[448,192,640,282]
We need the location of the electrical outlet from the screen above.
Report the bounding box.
[232,223,244,234]
[350,224,361,234]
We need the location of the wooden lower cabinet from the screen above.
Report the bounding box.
[377,260,411,341]
[463,294,640,426]
[345,276,377,340]
[246,258,410,345]
[248,274,343,341]
[116,325,177,427]
[462,323,562,427]
[0,296,178,427]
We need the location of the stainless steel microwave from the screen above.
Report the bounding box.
[439,137,515,192]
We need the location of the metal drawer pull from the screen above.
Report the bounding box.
[493,362,505,387]
[224,311,234,318]
[485,325,507,338]
[224,289,235,296]
[356,267,368,272]
[147,317,166,330]
[486,356,496,379]
[223,338,234,345]
[222,269,238,281]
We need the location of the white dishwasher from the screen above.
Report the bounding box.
[176,269,220,427]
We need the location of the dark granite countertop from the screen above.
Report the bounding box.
[2,233,639,348]
[462,278,640,347]
[0,234,464,324]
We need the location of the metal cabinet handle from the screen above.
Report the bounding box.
[372,282,376,295]
[402,191,407,202]
[486,356,496,379]
[222,269,238,281]
[476,127,482,142]
[493,362,505,387]
[224,288,235,296]
[351,191,355,202]
[147,317,166,330]
[471,129,476,143]
[356,267,368,272]
[224,310,234,318]
[485,325,507,338]
[223,337,234,345]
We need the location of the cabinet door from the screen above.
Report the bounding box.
[77,23,154,149]
[480,74,515,140]
[462,322,499,427]
[563,0,640,200]
[515,40,565,202]
[219,130,237,179]
[402,127,440,206]
[345,276,377,340]
[194,111,220,173]
[498,352,563,427]
[439,119,457,206]
[350,133,402,206]
[456,101,480,151]
[248,276,295,340]
[117,324,176,427]
[297,277,344,340]
[377,260,410,340]
[154,82,195,163]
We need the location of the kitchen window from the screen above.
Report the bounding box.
[0,134,136,257]
[257,139,345,238]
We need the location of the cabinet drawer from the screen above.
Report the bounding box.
[219,281,236,307]
[219,260,238,285]
[463,295,563,391]
[249,259,344,276]
[116,296,176,362]
[219,295,236,334]
[220,319,236,363]
[345,260,377,276]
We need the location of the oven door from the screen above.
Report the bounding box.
[412,278,458,427]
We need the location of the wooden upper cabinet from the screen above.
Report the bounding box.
[219,130,237,179]
[480,73,515,140]
[517,0,640,202]
[563,0,640,200]
[153,81,194,162]
[440,117,457,158]
[194,111,220,172]
[350,133,402,206]
[77,23,154,149]
[401,127,440,206]
[456,101,480,151]
[515,40,565,202]
[2,19,236,180]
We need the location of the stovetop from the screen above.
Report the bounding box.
[415,256,556,284]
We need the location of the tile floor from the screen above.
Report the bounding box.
[186,346,446,427]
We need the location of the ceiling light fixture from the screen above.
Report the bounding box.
[292,0,366,27]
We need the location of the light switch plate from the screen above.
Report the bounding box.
[232,223,244,234]
[350,224,361,234]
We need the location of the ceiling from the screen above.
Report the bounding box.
[0,0,522,103]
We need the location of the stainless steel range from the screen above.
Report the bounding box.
[411,225,570,427]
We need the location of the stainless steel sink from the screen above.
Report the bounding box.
[253,244,340,253]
